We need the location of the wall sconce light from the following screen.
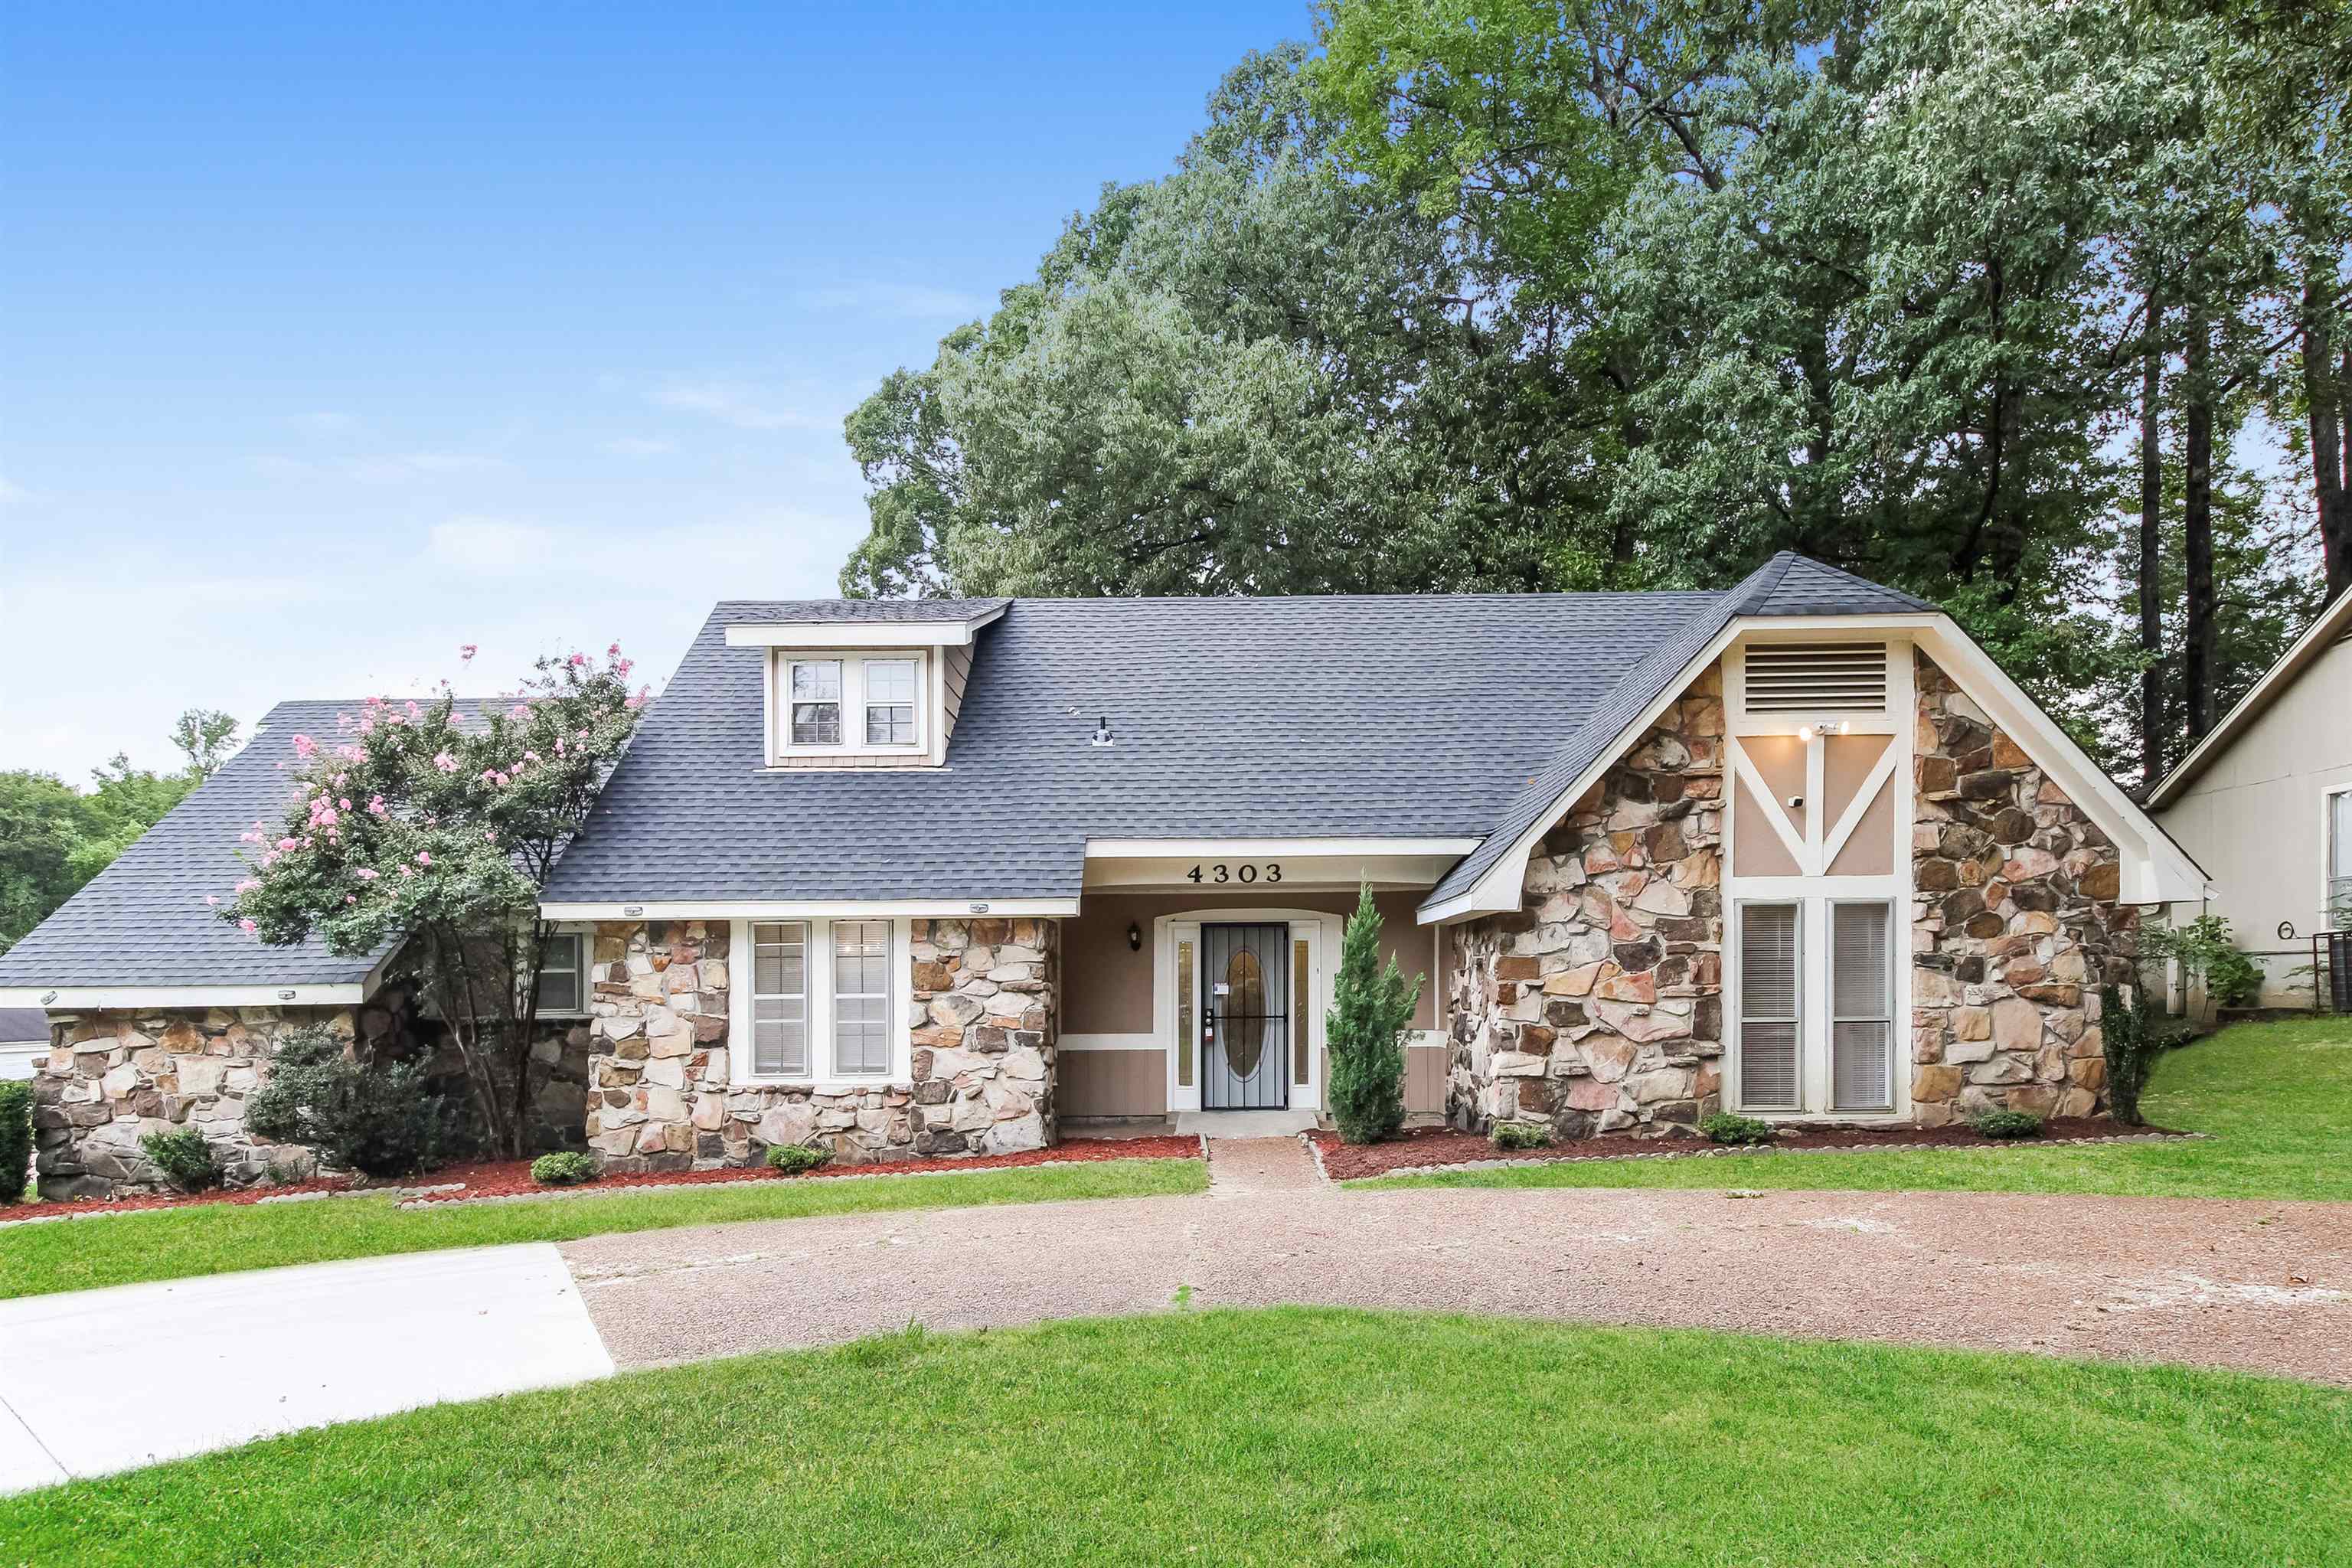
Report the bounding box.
[1127,922,1142,952]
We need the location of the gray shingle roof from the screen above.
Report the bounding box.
[547,554,1934,908]
[0,701,400,991]
[1421,554,1929,908]
[725,598,1011,624]
[0,1008,48,1044]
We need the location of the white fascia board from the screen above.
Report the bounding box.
[1084,838,1481,859]
[539,897,1081,921]
[0,984,371,1010]
[1416,620,1750,926]
[724,605,1006,650]
[1912,621,2205,903]
[2147,586,2352,808]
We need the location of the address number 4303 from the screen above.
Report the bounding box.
[1185,863,1281,884]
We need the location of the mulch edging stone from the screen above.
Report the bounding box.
[1312,1119,2195,1182]
[0,1136,1205,1227]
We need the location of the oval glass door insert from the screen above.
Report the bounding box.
[1223,949,1266,1076]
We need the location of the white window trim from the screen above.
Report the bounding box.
[1826,897,1898,1114]
[768,648,930,763]
[728,916,912,1089]
[1152,907,1340,1116]
[535,927,593,1018]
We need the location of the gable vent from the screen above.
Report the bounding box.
[1743,643,1886,714]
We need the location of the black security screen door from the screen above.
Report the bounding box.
[1202,923,1289,1110]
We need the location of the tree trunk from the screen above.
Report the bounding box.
[2183,303,2218,740]
[2305,273,2349,597]
[2138,280,2165,792]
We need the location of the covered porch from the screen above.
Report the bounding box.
[1054,841,1463,1129]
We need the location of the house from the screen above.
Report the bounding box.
[0,554,2202,1196]
[2148,585,2352,1009]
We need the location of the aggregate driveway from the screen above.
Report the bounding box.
[565,1139,2352,1387]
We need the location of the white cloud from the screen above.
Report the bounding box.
[650,379,831,432]
[606,436,677,458]
[795,282,988,320]
[428,516,561,573]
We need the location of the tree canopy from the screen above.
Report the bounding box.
[838,1,2348,785]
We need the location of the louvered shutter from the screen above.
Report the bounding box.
[1743,644,1887,713]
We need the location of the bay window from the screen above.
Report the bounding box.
[737,917,903,1083]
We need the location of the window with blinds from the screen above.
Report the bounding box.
[1743,643,1887,714]
[751,922,810,1076]
[1738,903,1802,1109]
[831,920,891,1076]
[1831,902,1893,1111]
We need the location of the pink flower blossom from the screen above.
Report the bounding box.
[398,864,414,879]
[406,701,422,722]
[346,894,358,905]
[511,704,531,720]
[239,918,258,934]
[237,878,260,893]
[416,851,432,866]
[338,798,351,811]
[578,728,590,740]
[292,733,318,759]
[368,795,389,817]
[567,651,588,667]
[607,642,621,658]
[460,643,479,663]
[433,750,459,773]
[355,867,380,881]
[204,895,220,906]
[276,837,299,852]
[616,658,634,678]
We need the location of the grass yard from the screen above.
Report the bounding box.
[0,1158,1203,1302]
[7,1307,2347,1566]
[1367,1015,2352,1202]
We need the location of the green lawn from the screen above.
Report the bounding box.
[8,1307,2347,1566]
[0,1158,1204,1302]
[1367,1016,2352,1201]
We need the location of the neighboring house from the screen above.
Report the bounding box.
[2148,586,2352,1009]
[0,554,2202,1196]
[0,1008,49,1083]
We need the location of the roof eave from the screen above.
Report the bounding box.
[2147,586,2352,809]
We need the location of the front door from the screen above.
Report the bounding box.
[1200,923,1289,1109]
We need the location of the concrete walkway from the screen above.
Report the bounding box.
[0,1243,612,1495]
[565,1160,2352,1386]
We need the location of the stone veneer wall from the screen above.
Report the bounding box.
[1446,668,1726,1138]
[1909,654,2131,1123]
[583,916,1057,1173]
[28,1003,383,1199]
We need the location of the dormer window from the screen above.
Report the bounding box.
[776,652,927,759]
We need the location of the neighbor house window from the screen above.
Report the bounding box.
[739,917,900,1082]
[536,932,586,1014]
[789,661,843,745]
[751,922,811,1076]
[2331,787,2352,926]
[864,658,917,746]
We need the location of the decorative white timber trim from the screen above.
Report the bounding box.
[538,897,1081,921]
[723,603,1006,650]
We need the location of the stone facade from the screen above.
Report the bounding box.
[1909,654,2132,1123]
[583,916,1057,1174]
[27,1004,378,1199]
[1446,668,1726,1138]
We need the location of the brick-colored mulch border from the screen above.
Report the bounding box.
[0,1136,1206,1227]
[1311,1119,2194,1182]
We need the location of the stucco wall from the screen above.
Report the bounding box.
[2156,629,2352,1006]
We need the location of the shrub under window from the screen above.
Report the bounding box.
[1490,1122,1551,1151]
[1971,1109,2043,1140]
[1701,1112,1775,1146]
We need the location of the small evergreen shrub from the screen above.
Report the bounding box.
[2205,944,2265,1008]
[1971,1109,2044,1140]
[0,1080,31,1204]
[243,1025,449,1178]
[1327,883,1423,1145]
[1490,1122,1551,1151]
[140,1126,224,1192]
[767,1142,831,1175]
[1700,1112,1775,1146]
[2100,984,2173,1126]
[531,1151,599,1186]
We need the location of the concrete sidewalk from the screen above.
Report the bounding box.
[0,1243,612,1494]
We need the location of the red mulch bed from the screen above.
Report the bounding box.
[3,1135,1204,1221]
[1309,1119,2186,1181]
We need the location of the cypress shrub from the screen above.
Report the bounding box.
[0,1080,29,1203]
[1326,882,1422,1145]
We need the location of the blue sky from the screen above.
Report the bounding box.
[0,2,1312,779]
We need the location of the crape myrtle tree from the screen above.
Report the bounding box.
[219,646,645,1158]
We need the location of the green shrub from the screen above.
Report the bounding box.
[0,1080,30,1204]
[766,1142,831,1175]
[1700,1112,1775,1146]
[243,1026,450,1179]
[531,1151,599,1186]
[140,1126,224,1192]
[2205,945,2264,1008]
[1490,1122,1551,1151]
[1971,1109,2044,1140]
[2143,913,2264,1011]
[2100,983,2170,1126]
[1327,883,1422,1145]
